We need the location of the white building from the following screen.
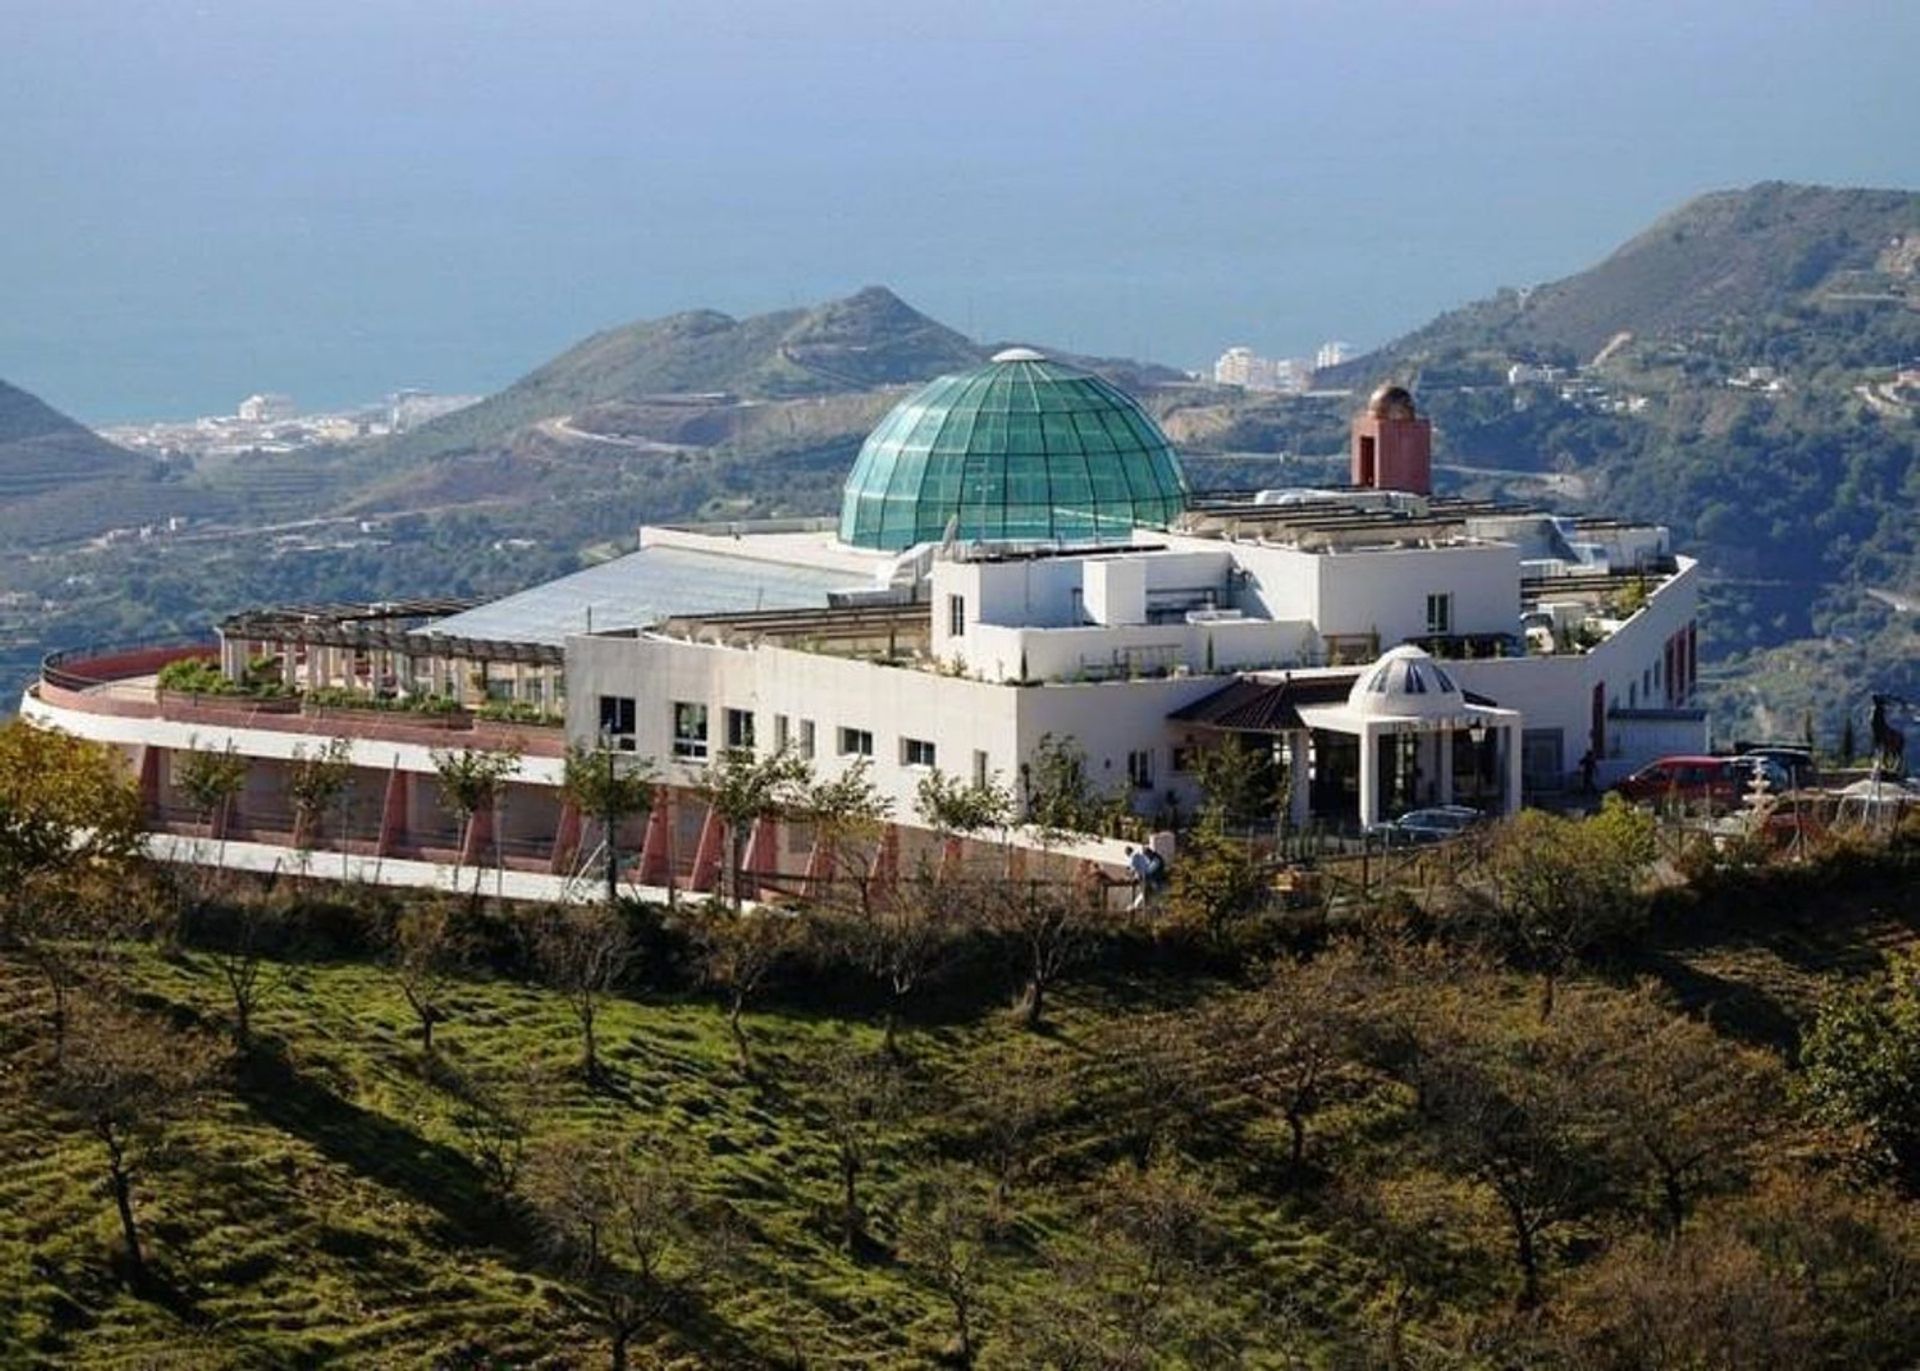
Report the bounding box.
[236,392,296,423]
[24,352,1704,895]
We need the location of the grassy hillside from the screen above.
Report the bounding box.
[0,380,150,503]
[6,824,1920,1368]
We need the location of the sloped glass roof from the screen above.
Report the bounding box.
[421,545,870,647]
[838,349,1189,551]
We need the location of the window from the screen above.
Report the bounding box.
[1170,745,1197,774]
[1425,592,1453,636]
[948,593,967,637]
[598,695,637,751]
[485,678,514,703]
[972,749,990,788]
[672,701,709,760]
[902,737,937,769]
[521,678,544,707]
[724,707,755,751]
[1127,749,1155,791]
[773,714,791,752]
[798,719,817,760]
[838,727,873,758]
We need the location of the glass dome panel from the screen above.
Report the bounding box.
[837,352,1190,551]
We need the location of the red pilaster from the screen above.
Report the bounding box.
[549,799,582,875]
[377,766,409,857]
[690,804,724,894]
[638,797,675,889]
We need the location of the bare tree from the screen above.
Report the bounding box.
[1415,1032,1613,1308]
[693,745,811,912]
[899,1164,999,1368]
[692,905,808,1072]
[1005,1157,1243,1370]
[1573,985,1783,1234]
[562,742,657,906]
[449,1059,547,1207]
[989,877,1099,1032]
[530,903,634,1083]
[966,1043,1065,1202]
[522,1134,736,1371]
[1552,1221,1816,1371]
[799,757,894,919]
[208,882,293,1052]
[386,897,465,1058]
[844,863,977,1057]
[811,1044,904,1253]
[48,997,219,1283]
[1093,1012,1211,1170]
[430,745,522,899]
[1218,942,1370,1177]
[175,735,248,862]
[286,736,354,867]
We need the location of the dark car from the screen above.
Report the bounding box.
[1371,805,1487,845]
[1733,743,1818,790]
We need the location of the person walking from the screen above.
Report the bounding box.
[1126,845,1154,912]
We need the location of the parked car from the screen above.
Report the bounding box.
[1732,742,1819,790]
[1613,755,1752,807]
[1371,805,1488,846]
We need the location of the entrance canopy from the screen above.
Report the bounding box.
[1169,647,1523,828]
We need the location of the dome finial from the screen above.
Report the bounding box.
[991,346,1047,363]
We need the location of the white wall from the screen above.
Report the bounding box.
[1309,542,1521,644]
[564,629,1229,819]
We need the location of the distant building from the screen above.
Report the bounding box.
[1507,362,1567,386]
[236,393,296,423]
[388,389,478,432]
[1213,346,1305,393]
[1315,340,1352,370]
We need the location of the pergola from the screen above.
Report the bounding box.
[1170,645,1523,830]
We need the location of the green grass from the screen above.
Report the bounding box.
[0,946,1371,1369]
[5,850,1916,1368]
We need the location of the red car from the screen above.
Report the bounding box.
[1612,755,1750,807]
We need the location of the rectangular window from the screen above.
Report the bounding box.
[485,678,514,703]
[672,701,709,761]
[948,593,967,637]
[521,678,544,707]
[598,694,637,749]
[724,707,755,751]
[838,726,873,758]
[774,714,791,752]
[1127,749,1155,791]
[1170,745,1197,774]
[902,737,937,769]
[798,719,817,760]
[972,749,989,788]
[1425,592,1453,636]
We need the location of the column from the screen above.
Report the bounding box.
[1287,731,1311,830]
[1505,723,1525,816]
[1357,725,1380,830]
[1437,726,1455,806]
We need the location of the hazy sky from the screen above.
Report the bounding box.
[3,0,1915,421]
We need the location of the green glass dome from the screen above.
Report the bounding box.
[837,348,1189,551]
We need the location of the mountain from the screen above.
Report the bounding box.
[385,286,988,463]
[1336,182,1920,374]
[0,379,147,501]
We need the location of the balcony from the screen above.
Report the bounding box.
[34,640,566,757]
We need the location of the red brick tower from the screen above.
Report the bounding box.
[1350,383,1431,495]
